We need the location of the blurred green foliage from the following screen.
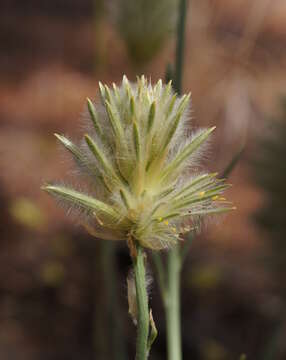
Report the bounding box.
[252,98,286,359]
[252,98,286,287]
[9,197,46,230]
[201,339,229,360]
[41,261,66,287]
[187,264,223,292]
[113,0,178,63]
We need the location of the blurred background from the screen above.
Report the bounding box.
[1,0,286,359]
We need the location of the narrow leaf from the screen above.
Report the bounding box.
[162,127,216,179]
[161,94,190,151]
[166,94,177,117]
[130,96,135,116]
[42,184,118,220]
[87,98,102,135]
[105,100,125,141]
[54,133,97,175]
[189,207,235,216]
[98,81,106,103]
[173,173,211,199]
[173,176,224,202]
[161,80,172,102]
[173,184,230,210]
[147,101,156,133]
[154,79,162,95]
[133,121,140,160]
[112,83,121,104]
[84,134,119,184]
[120,189,130,210]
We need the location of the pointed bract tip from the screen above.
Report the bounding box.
[41,184,54,192]
[54,133,63,141]
[54,133,71,146]
[98,81,105,93]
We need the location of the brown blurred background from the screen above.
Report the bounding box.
[1,0,286,359]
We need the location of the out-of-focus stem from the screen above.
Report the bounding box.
[165,1,188,359]
[221,146,245,179]
[166,246,182,360]
[93,242,109,360]
[174,0,187,94]
[93,0,106,73]
[152,252,167,304]
[93,241,126,360]
[102,241,126,360]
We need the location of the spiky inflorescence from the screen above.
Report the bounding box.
[42,76,233,250]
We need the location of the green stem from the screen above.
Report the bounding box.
[152,252,167,304]
[181,232,194,265]
[133,243,150,360]
[221,145,245,179]
[93,0,106,73]
[166,246,182,360]
[93,242,108,360]
[165,1,188,359]
[102,241,126,360]
[174,0,187,94]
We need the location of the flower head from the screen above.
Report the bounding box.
[42,76,233,250]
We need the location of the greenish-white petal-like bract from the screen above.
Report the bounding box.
[42,76,233,250]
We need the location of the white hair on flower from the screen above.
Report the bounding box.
[42,75,233,250]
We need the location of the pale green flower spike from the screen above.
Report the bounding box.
[42,76,233,250]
